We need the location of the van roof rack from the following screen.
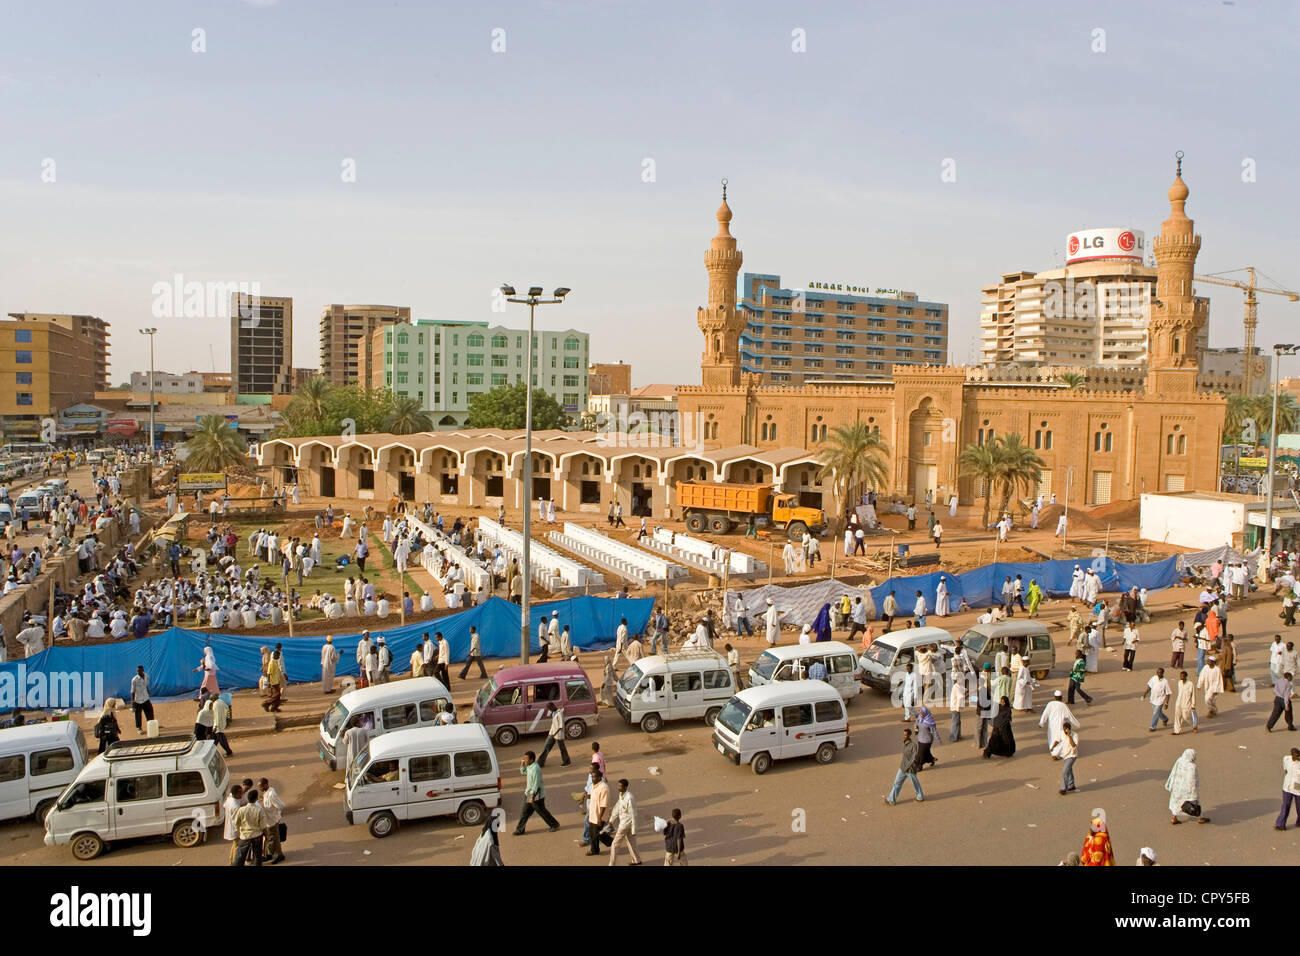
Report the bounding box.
[103,734,197,760]
[661,649,726,661]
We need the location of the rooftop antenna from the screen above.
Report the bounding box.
[721,178,728,201]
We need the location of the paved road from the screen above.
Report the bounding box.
[4,587,1297,867]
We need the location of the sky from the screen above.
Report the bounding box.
[2,0,1299,387]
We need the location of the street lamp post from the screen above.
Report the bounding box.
[1261,343,1299,578]
[139,328,158,457]
[500,285,570,664]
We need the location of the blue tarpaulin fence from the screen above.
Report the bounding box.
[864,555,1180,614]
[1,596,652,708]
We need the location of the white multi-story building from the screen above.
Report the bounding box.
[129,370,205,393]
[980,227,1209,368]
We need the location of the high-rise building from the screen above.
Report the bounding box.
[230,293,293,396]
[373,319,590,428]
[0,315,96,436]
[740,274,949,385]
[979,226,1209,368]
[319,304,411,387]
[7,313,111,391]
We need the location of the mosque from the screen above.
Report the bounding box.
[257,160,1224,518]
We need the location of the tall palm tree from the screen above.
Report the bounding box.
[992,433,1045,514]
[1056,372,1087,389]
[958,441,999,528]
[815,422,890,522]
[183,415,249,472]
[381,395,434,435]
[1223,392,1258,447]
[281,375,335,435]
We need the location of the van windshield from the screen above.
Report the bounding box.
[475,679,497,709]
[960,631,988,655]
[347,747,370,789]
[322,701,350,739]
[752,652,779,680]
[618,664,644,696]
[716,697,751,736]
[861,642,896,667]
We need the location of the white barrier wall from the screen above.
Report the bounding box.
[478,516,602,589]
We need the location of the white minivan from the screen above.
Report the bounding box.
[748,641,862,701]
[711,680,849,775]
[44,735,230,860]
[0,722,88,823]
[345,724,501,838]
[614,651,736,733]
[319,677,455,770]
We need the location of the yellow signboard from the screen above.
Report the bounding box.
[178,473,228,491]
[1237,457,1268,468]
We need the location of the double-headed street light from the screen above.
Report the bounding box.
[139,328,158,456]
[500,284,570,663]
[1262,342,1300,576]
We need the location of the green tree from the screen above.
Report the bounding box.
[958,441,1000,529]
[815,422,891,524]
[1223,392,1259,447]
[991,433,1044,514]
[381,394,434,435]
[182,415,249,472]
[1056,372,1087,389]
[464,382,570,430]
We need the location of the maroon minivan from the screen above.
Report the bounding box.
[471,662,598,746]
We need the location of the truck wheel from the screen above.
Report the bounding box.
[172,819,204,849]
[708,515,731,534]
[685,513,706,534]
[751,752,772,775]
[71,832,105,861]
[704,707,722,725]
[786,521,807,541]
[640,713,663,734]
[564,718,587,740]
[815,741,837,764]
[457,800,487,827]
[32,798,55,823]
[494,725,519,747]
[368,810,397,838]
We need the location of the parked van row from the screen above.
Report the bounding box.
[858,622,1055,692]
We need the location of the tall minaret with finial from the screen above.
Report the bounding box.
[698,179,745,387]
[1147,151,1209,394]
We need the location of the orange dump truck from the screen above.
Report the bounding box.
[676,482,826,540]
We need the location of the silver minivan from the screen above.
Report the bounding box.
[857,626,955,692]
[958,621,1055,678]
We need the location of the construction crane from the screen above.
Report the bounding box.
[1195,268,1300,394]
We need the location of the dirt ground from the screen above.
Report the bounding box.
[5,566,1298,868]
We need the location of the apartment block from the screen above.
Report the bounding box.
[319,304,410,387]
[7,313,111,391]
[0,316,96,436]
[373,320,590,428]
[230,294,293,395]
[130,370,204,394]
[589,361,633,395]
[738,274,949,385]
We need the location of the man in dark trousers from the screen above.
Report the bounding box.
[129,665,154,733]
[513,751,560,835]
[884,728,924,805]
[537,703,572,767]
[1266,672,1296,733]
[458,626,488,680]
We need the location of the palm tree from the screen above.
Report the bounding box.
[1261,391,1299,438]
[992,433,1045,514]
[1223,392,1258,447]
[381,395,434,435]
[958,441,999,528]
[1056,372,1087,389]
[815,422,890,523]
[183,415,249,472]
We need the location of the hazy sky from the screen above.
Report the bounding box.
[3,0,1298,386]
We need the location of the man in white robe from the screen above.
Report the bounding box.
[1069,565,1084,601]
[934,576,950,617]
[1055,513,1068,538]
[764,600,782,646]
[1039,692,1079,756]
[948,494,958,518]
[320,637,339,693]
[1013,662,1035,711]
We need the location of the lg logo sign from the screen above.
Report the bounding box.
[1117,230,1136,252]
